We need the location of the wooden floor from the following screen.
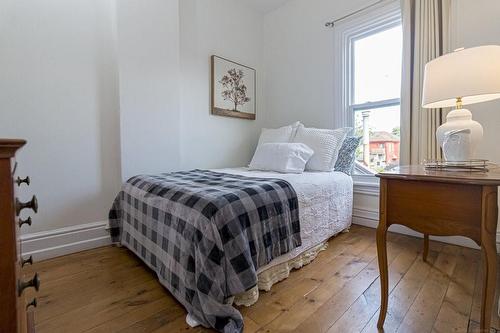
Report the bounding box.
[26,225,500,333]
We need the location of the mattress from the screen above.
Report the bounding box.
[213,168,353,274]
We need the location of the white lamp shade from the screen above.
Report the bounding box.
[422,45,500,108]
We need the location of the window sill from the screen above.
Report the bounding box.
[353,175,380,196]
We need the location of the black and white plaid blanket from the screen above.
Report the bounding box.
[108,169,301,332]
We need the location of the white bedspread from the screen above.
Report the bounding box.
[213,168,353,272]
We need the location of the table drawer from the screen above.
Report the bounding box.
[385,179,482,242]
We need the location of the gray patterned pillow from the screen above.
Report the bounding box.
[334,136,361,175]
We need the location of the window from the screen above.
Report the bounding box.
[334,1,402,177]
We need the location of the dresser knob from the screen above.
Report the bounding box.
[19,216,32,228]
[26,298,37,310]
[18,273,40,296]
[22,255,33,267]
[15,195,38,216]
[15,176,30,187]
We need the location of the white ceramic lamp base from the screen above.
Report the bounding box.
[436,108,483,161]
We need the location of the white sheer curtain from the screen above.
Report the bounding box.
[400,0,451,164]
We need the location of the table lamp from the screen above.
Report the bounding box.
[422,45,500,161]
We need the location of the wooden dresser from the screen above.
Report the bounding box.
[0,139,39,333]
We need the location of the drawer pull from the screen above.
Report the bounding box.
[15,195,38,216]
[18,273,40,296]
[15,176,30,187]
[19,216,32,228]
[26,298,37,310]
[22,255,33,267]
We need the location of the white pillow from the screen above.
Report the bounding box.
[249,143,314,173]
[257,122,302,146]
[293,125,350,171]
[314,126,354,137]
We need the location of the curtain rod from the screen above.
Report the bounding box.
[325,0,385,27]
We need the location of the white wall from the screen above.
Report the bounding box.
[0,0,121,233]
[115,0,182,180]
[262,0,373,129]
[453,0,500,165]
[0,0,266,238]
[179,0,265,169]
[115,0,265,175]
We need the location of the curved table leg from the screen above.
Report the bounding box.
[480,185,498,332]
[423,234,429,262]
[376,223,388,329]
[480,240,496,332]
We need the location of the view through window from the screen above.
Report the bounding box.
[350,24,402,174]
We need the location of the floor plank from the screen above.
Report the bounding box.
[330,236,420,333]
[291,238,405,332]
[397,244,460,333]
[470,255,500,331]
[257,240,380,332]
[246,228,376,328]
[361,248,440,333]
[432,247,479,333]
[29,225,500,333]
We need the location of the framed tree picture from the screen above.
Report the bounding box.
[211,55,256,120]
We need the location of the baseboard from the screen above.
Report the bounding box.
[352,207,500,251]
[21,221,111,261]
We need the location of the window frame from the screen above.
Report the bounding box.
[333,0,402,187]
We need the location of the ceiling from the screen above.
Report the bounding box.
[239,0,292,13]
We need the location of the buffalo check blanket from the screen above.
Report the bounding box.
[108,169,301,332]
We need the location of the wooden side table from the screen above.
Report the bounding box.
[376,165,500,332]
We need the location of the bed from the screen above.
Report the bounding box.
[109,167,353,332]
[215,168,353,306]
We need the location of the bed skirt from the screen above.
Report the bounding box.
[231,240,330,307]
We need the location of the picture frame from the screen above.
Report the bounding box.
[211,55,256,120]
